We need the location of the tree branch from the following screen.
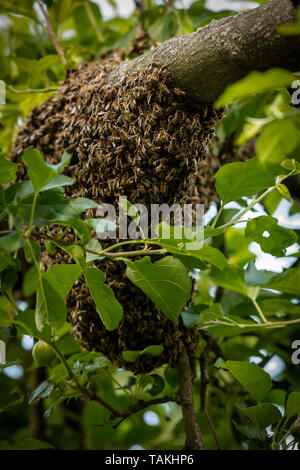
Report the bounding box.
[109,0,300,102]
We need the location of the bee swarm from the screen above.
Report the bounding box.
[12,56,223,373]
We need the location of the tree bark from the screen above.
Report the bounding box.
[177,347,205,450]
[109,0,300,103]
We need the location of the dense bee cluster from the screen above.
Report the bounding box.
[12,56,223,373]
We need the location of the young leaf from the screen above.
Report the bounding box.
[125,256,192,325]
[84,267,123,331]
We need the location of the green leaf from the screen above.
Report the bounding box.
[237,403,281,429]
[256,120,299,164]
[22,150,71,193]
[216,360,272,402]
[23,265,39,297]
[0,0,38,21]
[281,158,300,173]
[191,245,227,270]
[245,216,297,257]
[49,0,73,24]
[40,175,74,192]
[215,69,295,108]
[286,392,300,418]
[0,268,18,292]
[84,267,123,331]
[148,11,179,42]
[215,157,283,204]
[181,304,207,328]
[43,264,82,300]
[225,227,256,266]
[22,149,56,193]
[14,310,52,343]
[0,154,17,184]
[0,232,24,253]
[125,256,192,325]
[245,261,276,286]
[205,266,248,295]
[85,239,104,263]
[35,278,67,331]
[265,267,300,295]
[122,345,164,362]
[276,184,291,202]
[23,189,98,224]
[148,374,165,397]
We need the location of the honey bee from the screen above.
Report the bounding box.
[153,103,163,117]
[168,137,177,154]
[147,114,157,127]
[165,168,177,182]
[174,88,185,97]
[154,129,169,146]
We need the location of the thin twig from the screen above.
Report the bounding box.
[85,247,166,257]
[37,1,66,65]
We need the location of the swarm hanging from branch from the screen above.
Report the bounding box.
[13,57,222,373]
[11,0,300,373]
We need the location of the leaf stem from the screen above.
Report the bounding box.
[211,202,225,229]
[252,298,268,324]
[25,191,39,238]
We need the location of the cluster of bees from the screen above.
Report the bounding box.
[12,55,222,373]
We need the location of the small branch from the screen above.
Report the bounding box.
[85,247,167,258]
[52,342,174,425]
[37,1,66,65]
[177,346,205,450]
[199,333,222,450]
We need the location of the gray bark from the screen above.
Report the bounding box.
[109,0,300,103]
